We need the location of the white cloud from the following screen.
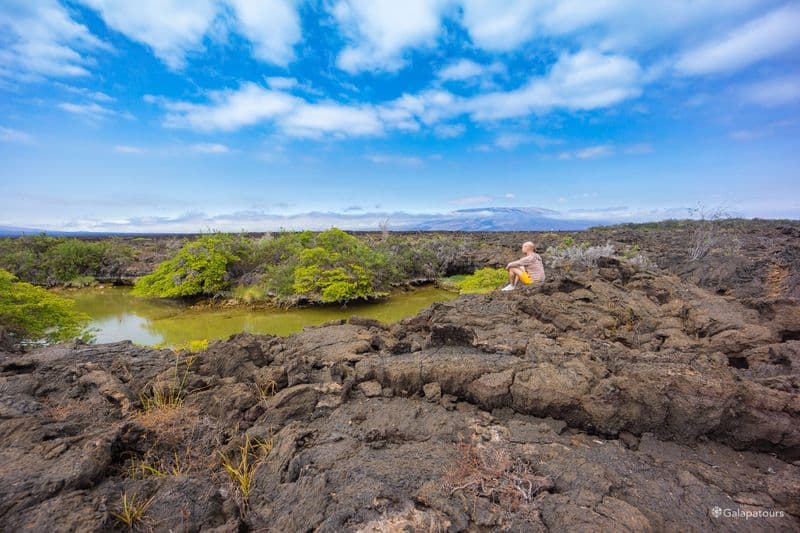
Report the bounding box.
[558,144,615,160]
[464,49,643,120]
[55,83,115,102]
[438,59,484,81]
[331,0,451,72]
[265,76,298,90]
[279,103,384,138]
[162,82,299,131]
[58,101,118,118]
[156,49,643,138]
[192,142,230,153]
[0,126,34,143]
[676,4,800,75]
[79,0,218,70]
[226,0,301,66]
[365,154,424,166]
[448,195,495,205]
[433,123,466,138]
[72,0,302,70]
[437,58,504,83]
[493,133,558,150]
[739,75,800,107]
[159,82,387,138]
[113,144,144,153]
[459,0,764,54]
[0,0,107,80]
[459,0,540,51]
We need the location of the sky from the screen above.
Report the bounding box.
[1,0,799,232]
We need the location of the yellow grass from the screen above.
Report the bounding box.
[111,492,155,528]
[218,434,273,500]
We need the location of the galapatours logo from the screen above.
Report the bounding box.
[711,506,785,520]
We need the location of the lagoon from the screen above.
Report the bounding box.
[65,286,457,346]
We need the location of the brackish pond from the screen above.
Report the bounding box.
[63,286,457,346]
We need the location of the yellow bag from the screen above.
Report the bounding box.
[519,271,532,285]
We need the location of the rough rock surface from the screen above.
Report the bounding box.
[1,259,799,531]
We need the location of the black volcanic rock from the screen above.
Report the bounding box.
[1,257,799,531]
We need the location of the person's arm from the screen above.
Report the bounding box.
[507,257,525,268]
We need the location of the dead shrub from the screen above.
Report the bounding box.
[444,443,552,513]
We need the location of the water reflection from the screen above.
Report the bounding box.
[63,286,457,346]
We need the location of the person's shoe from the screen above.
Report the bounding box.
[501,284,515,291]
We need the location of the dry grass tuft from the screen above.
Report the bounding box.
[255,379,278,403]
[111,492,155,529]
[139,352,196,412]
[218,434,273,501]
[127,451,188,479]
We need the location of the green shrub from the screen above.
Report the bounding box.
[456,268,508,294]
[290,229,388,302]
[375,235,444,281]
[621,244,640,259]
[0,269,91,344]
[132,234,242,298]
[264,262,297,297]
[557,236,576,250]
[241,232,313,270]
[0,235,135,285]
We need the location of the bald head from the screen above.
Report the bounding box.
[522,241,535,253]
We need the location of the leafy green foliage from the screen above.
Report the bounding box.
[291,229,388,302]
[0,235,134,286]
[132,234,243,298]
[0,269,91,344]
[245,232,314,298]
[454,268,508,294]
[557,236,576,250]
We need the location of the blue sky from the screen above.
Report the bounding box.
[1,0,799,232]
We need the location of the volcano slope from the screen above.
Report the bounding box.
[1,257,798,531]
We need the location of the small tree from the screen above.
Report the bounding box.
[132,234,242,298]
[291,228,388,302]
[0,269,91,344]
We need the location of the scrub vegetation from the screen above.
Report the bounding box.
[129,228,471,305]
[132,233,247,298]
[0,268,91,345]
[449,267,508,294]
[0,234,134,286]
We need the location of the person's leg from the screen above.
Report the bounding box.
[510,267,523,286]
[503,267,519,290]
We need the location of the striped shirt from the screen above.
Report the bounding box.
[508,253,545,281]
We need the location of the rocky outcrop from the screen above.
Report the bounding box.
[1,260,799,531]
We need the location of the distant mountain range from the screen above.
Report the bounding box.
[401,207,604,231]
[0,207,608,235]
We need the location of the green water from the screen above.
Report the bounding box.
[63,286,457,346]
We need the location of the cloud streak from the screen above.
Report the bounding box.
[676,4,800,76]
[0,126,34,143]
[153,48,646,138]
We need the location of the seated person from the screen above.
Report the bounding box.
[502,241,545,291]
